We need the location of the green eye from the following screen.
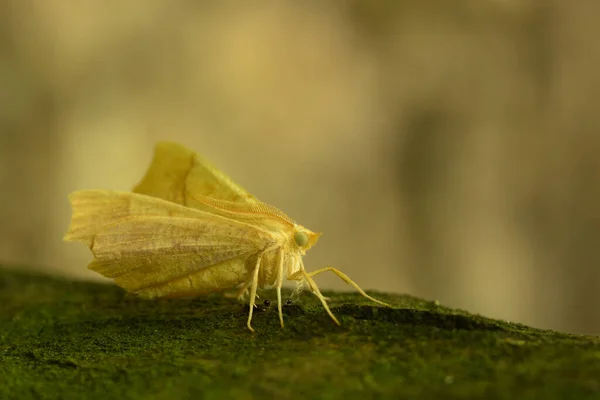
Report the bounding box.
[294,231,309,247]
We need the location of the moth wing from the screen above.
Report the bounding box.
[87,217,263,297]
[65,189,209,244]
[64,190,273,297]
[132,141,259,207]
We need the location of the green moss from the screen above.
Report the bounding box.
[1,266,598,399]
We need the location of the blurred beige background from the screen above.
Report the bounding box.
[1,1,599,335]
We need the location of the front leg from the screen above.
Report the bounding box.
[294,266,391,308]
[275,248,285,328]
[223,280,260,301]
[246,255,262,333]
[288,270,330,301]
[288,261,340,326]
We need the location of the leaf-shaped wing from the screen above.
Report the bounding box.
[64,190,272,297]
[132,141,258,206]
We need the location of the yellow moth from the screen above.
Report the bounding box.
[64,142,391,332]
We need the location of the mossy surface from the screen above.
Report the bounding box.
[1,266,598,400]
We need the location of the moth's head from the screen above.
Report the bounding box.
[292,225,321,254]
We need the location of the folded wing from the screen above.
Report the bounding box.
[132,141,258,206]
[64,190,271,297]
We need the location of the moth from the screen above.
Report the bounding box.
[64,142,391,332]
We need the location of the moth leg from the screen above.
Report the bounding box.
[276,248,285,328]
[305,267,392,308]
[235,280,254,301]
[247,255,262,333]
[224,283,258,301]
[287,271,329,301]
[226,280,262,302]
[300,265,340,326]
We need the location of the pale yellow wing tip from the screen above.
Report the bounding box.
[62,230,90,245]
[63,192,76,242]
[63,190,94,245]
[66,190,87,204]
[154,141,189,151]
[63,230,87,243]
